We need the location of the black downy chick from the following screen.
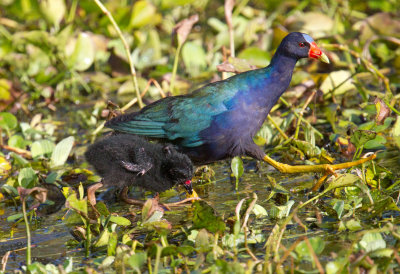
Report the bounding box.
[85,134,194,202]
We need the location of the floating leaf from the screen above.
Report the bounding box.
[295,237,325,262]
[50,136,74,168]
[270,200,295,219]
[0,112,18,132]
[142,198,164,223]
[252,204,268,218]
[7,135,26,149]
[358,232,386,253]
[193,201,226,233]
[18,167,37,188]
[31,139,55,158]
[327,174,360,191]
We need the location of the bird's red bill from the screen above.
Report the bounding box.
[309,42,322,59]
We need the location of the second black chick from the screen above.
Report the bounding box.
[84,134,195,204]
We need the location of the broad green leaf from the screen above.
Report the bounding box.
[195,228,211,253]
[231,156,244,181]
[128,252,147,269]
[193,201,226,233]
[182,41,207,77]
[327,174,360,191]
[31,139,55,158]
[0,112,18,131]
[238,47,270,67]
[66,33,95,71]
[358,232,386,252]
[109,215,131,226]
[17,167,37,188]
[350,130,377,148]
[40,0,66,27]
[364,135,386,149]
[94,228,111,248]
[252,204,268,217]
[107,232,118,256]
[295,236,325,262]
[129,0,159,28]
[338,219,362,232]
[333,200,344,219]
[7,213,23,222]
[270,200,295,219]
[320,70,355,95]
[291,139,321,158]
[50,136,74,168]
[7,135,26,149]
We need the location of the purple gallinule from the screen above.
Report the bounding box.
[105,32,375,185]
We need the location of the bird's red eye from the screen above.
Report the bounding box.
[299,42,305,47]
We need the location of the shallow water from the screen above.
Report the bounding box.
[1,150,399,271]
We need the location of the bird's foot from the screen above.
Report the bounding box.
[263,153,377,190]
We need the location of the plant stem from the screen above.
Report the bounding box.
[170,43,183,94]
[67,0,78,23]
[294,91,316,140]
[267,115,289,140]
[154,244,162,274]
[21,199,31,266]
[85,224,91,257]
[93,0,143,108]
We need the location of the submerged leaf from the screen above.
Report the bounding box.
[193,201,226,233]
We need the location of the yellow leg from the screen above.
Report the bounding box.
[263,153,376,190]
[263,154,376,174]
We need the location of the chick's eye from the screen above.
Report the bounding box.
[299,42,305,48]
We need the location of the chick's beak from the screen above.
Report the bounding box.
[309,42,329,64]
[183,180,193,195]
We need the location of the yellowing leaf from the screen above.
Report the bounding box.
[320,70,356,95]
[0,155,11,175]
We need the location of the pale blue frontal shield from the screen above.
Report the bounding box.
[301,33,315,43]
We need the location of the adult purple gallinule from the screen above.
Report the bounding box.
[105,32,375,183]
[85,134,195,204]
